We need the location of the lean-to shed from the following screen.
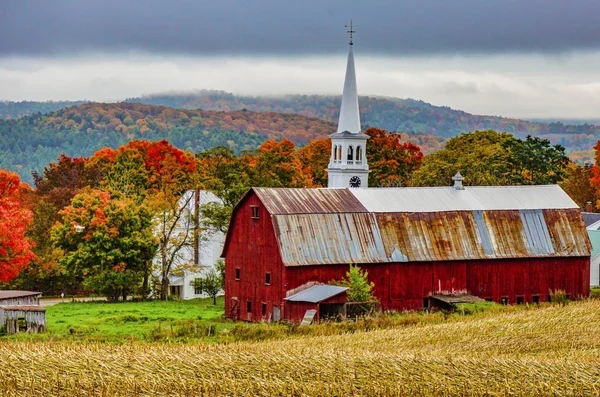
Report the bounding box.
[0,291,46,334]
[222,185,591,323]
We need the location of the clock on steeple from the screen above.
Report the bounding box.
[349,176,361,188]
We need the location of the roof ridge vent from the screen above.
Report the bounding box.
[452,172,465,190]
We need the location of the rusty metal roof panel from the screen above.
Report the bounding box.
[254,188,367,215]
[543,209,592,257]
[350,185,578,213]
[273,213,388,266]
[272,209,591,266]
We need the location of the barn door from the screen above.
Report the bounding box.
[272,306,280,322]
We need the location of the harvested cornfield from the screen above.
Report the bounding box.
[2,300,600,396]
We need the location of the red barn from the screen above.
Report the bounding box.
[222,185,591,322]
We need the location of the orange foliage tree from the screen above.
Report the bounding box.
[247,139,313,188]
[296,139,331,187]
[0,170,35,283]
[365,128,424,187]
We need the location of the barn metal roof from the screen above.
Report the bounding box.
[0,291,41,299]
[350,185,578,213]
[582,212,600,227]
[254,188,366,215]
[272,208,590,266]
[284,285,348,303]
[222,185,591,264]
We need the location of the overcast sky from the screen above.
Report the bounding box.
[2,0,600,118]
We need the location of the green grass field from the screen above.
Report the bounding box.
[8,297,231,342]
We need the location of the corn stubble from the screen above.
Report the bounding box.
[2,300,600,396]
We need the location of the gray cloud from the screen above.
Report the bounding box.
[4,51,600,118]
[2,0,600,56]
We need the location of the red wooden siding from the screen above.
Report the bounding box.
[224,193,285,321]
[285,257,590,312]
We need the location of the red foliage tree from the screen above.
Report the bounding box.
[365,127,424,187]
[0,170,35,283]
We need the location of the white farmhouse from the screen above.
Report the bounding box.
[154,189,226,300]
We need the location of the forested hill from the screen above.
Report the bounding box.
[128,91,600,152]
[0,100,85,120]
[0,102,346,184]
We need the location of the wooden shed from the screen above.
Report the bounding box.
[222,185,591,323]
[0,291,46,334]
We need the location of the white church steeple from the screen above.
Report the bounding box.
[327,21,370,188]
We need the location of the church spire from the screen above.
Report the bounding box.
[336,21,361,134]
[327,22,370,189]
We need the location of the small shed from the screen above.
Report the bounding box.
[0,291,46,334]
[0,306,46,334]
[284,284,348,323]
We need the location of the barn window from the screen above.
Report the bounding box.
[194,278,203,295]
[485,298,493,302]
[265,273,271,285]
[516,296,524,305]
[500,297,508,305]
[422,298,429,308]
[262,302,267,317]
[532,295,539,304]
[235,268,240,280]
[251,206,259,219]
[247,300,252,313]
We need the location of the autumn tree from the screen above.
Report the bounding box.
[296,139,331,187]
[560,162,597,210]
[51,189,157,300]
[365,128,423,187]
[14,155,102,294]
[247,139,313,188]
[0,170,35,283]
[89,140,202,300]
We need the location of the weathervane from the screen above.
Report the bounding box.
[345,20,357,45]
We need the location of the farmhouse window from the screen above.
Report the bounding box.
[262,302,267,317]
[235,268,240,280]
[247,300,252,313]
[251,205,260,219]
[265,273,271,285]
[194,278,203,295]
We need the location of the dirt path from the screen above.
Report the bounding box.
[39,297,107,307]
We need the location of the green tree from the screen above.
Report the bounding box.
[501,135,569,185]
[51,189,157,300]
[411,130,513,187]
[196,146,250,207]
[192,267,222,305]
[336,264,377,303]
